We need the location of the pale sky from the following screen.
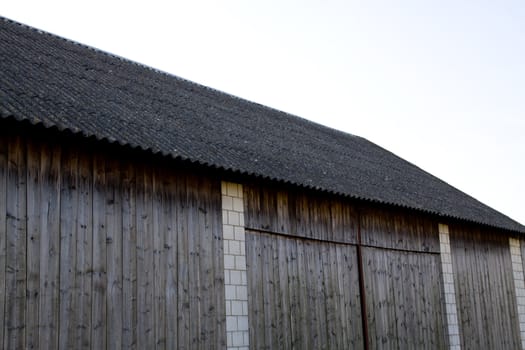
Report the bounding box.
[3,1,524,225]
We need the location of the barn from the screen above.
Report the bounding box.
[1,16,524,350]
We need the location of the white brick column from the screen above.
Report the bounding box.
[222,182,249,350]
[509,237,525,349]
[439,223,461,350]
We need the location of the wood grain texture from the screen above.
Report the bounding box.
[244,183,358,244]
[246,230,364,349]
[360,205,440,253]
[0,130,225,349]
[450,224,521,349]
[5,136,27,349]
[362,247,447,349]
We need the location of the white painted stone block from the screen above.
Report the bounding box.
[236,285,248,300]
[224,254,235,269]
[239,213,245,226]
[222,195,234,210]
[226,316,238,331]
[229,240,241,255]
[232,331,245,346]
[235,256,247,270]
[230,270,242,285]
[225,300,232,316]
[224,270,230,284]
[233,197,244,212]
[225,285,237,300]
[228,211,240,226]
[226,182,239,197]
[515,279,525,290]
[438,223,449,235]
[234,226,245,241]
[237,316,249,331]
[223,225,235,240]
[231,300,244,315]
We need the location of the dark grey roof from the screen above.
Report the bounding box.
[1,16,523,233]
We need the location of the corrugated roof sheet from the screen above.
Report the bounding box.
[1,16,523,233]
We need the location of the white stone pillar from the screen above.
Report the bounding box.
[509,237,525,349]
[439,223,461,350]
[221,182,249,350]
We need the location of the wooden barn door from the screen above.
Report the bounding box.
[359,207,448,349]
[450,224,521,349]
[245,231,364,349]
[243,185,365,349]
[244,184,448,349]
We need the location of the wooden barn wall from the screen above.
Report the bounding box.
[245,230,364,349]
[449,224,520,349]
[244,183,447,349]
[360,207,446,349]
[0,132,226,349]
[244,184,358,244]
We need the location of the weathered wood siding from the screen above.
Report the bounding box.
[244,183,447,349]
[246,231,364,349]
[450,224,520,349]
[360,206,446,349]
[0,131,226,349]
[244,184,358,244]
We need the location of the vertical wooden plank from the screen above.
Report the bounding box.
[211,179,226,348]
[152,167,166,348]
[176,173,190,349]
[59,146,80,349]
[25,139,40,349]
[276,189,290,234]
[121,160,137,349]
[186,175,200,347]
[91,152,107,350]
[333,245,348,347]
[269,235,282,349]
[339,244,364,348]
[165,170,178,350]
[0,131,7,348]
[106,157,123,349]
[289,237,303,349]
[277,235,291,349]
[261,233,273,348]
[246,232,259,348]
[5,136,27,349]
[76,150,93,349]
[197,177,215,347]
[38,142,61,349]
[314,245,327,348]
[136,163,154,348]
[322,243,336,349]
